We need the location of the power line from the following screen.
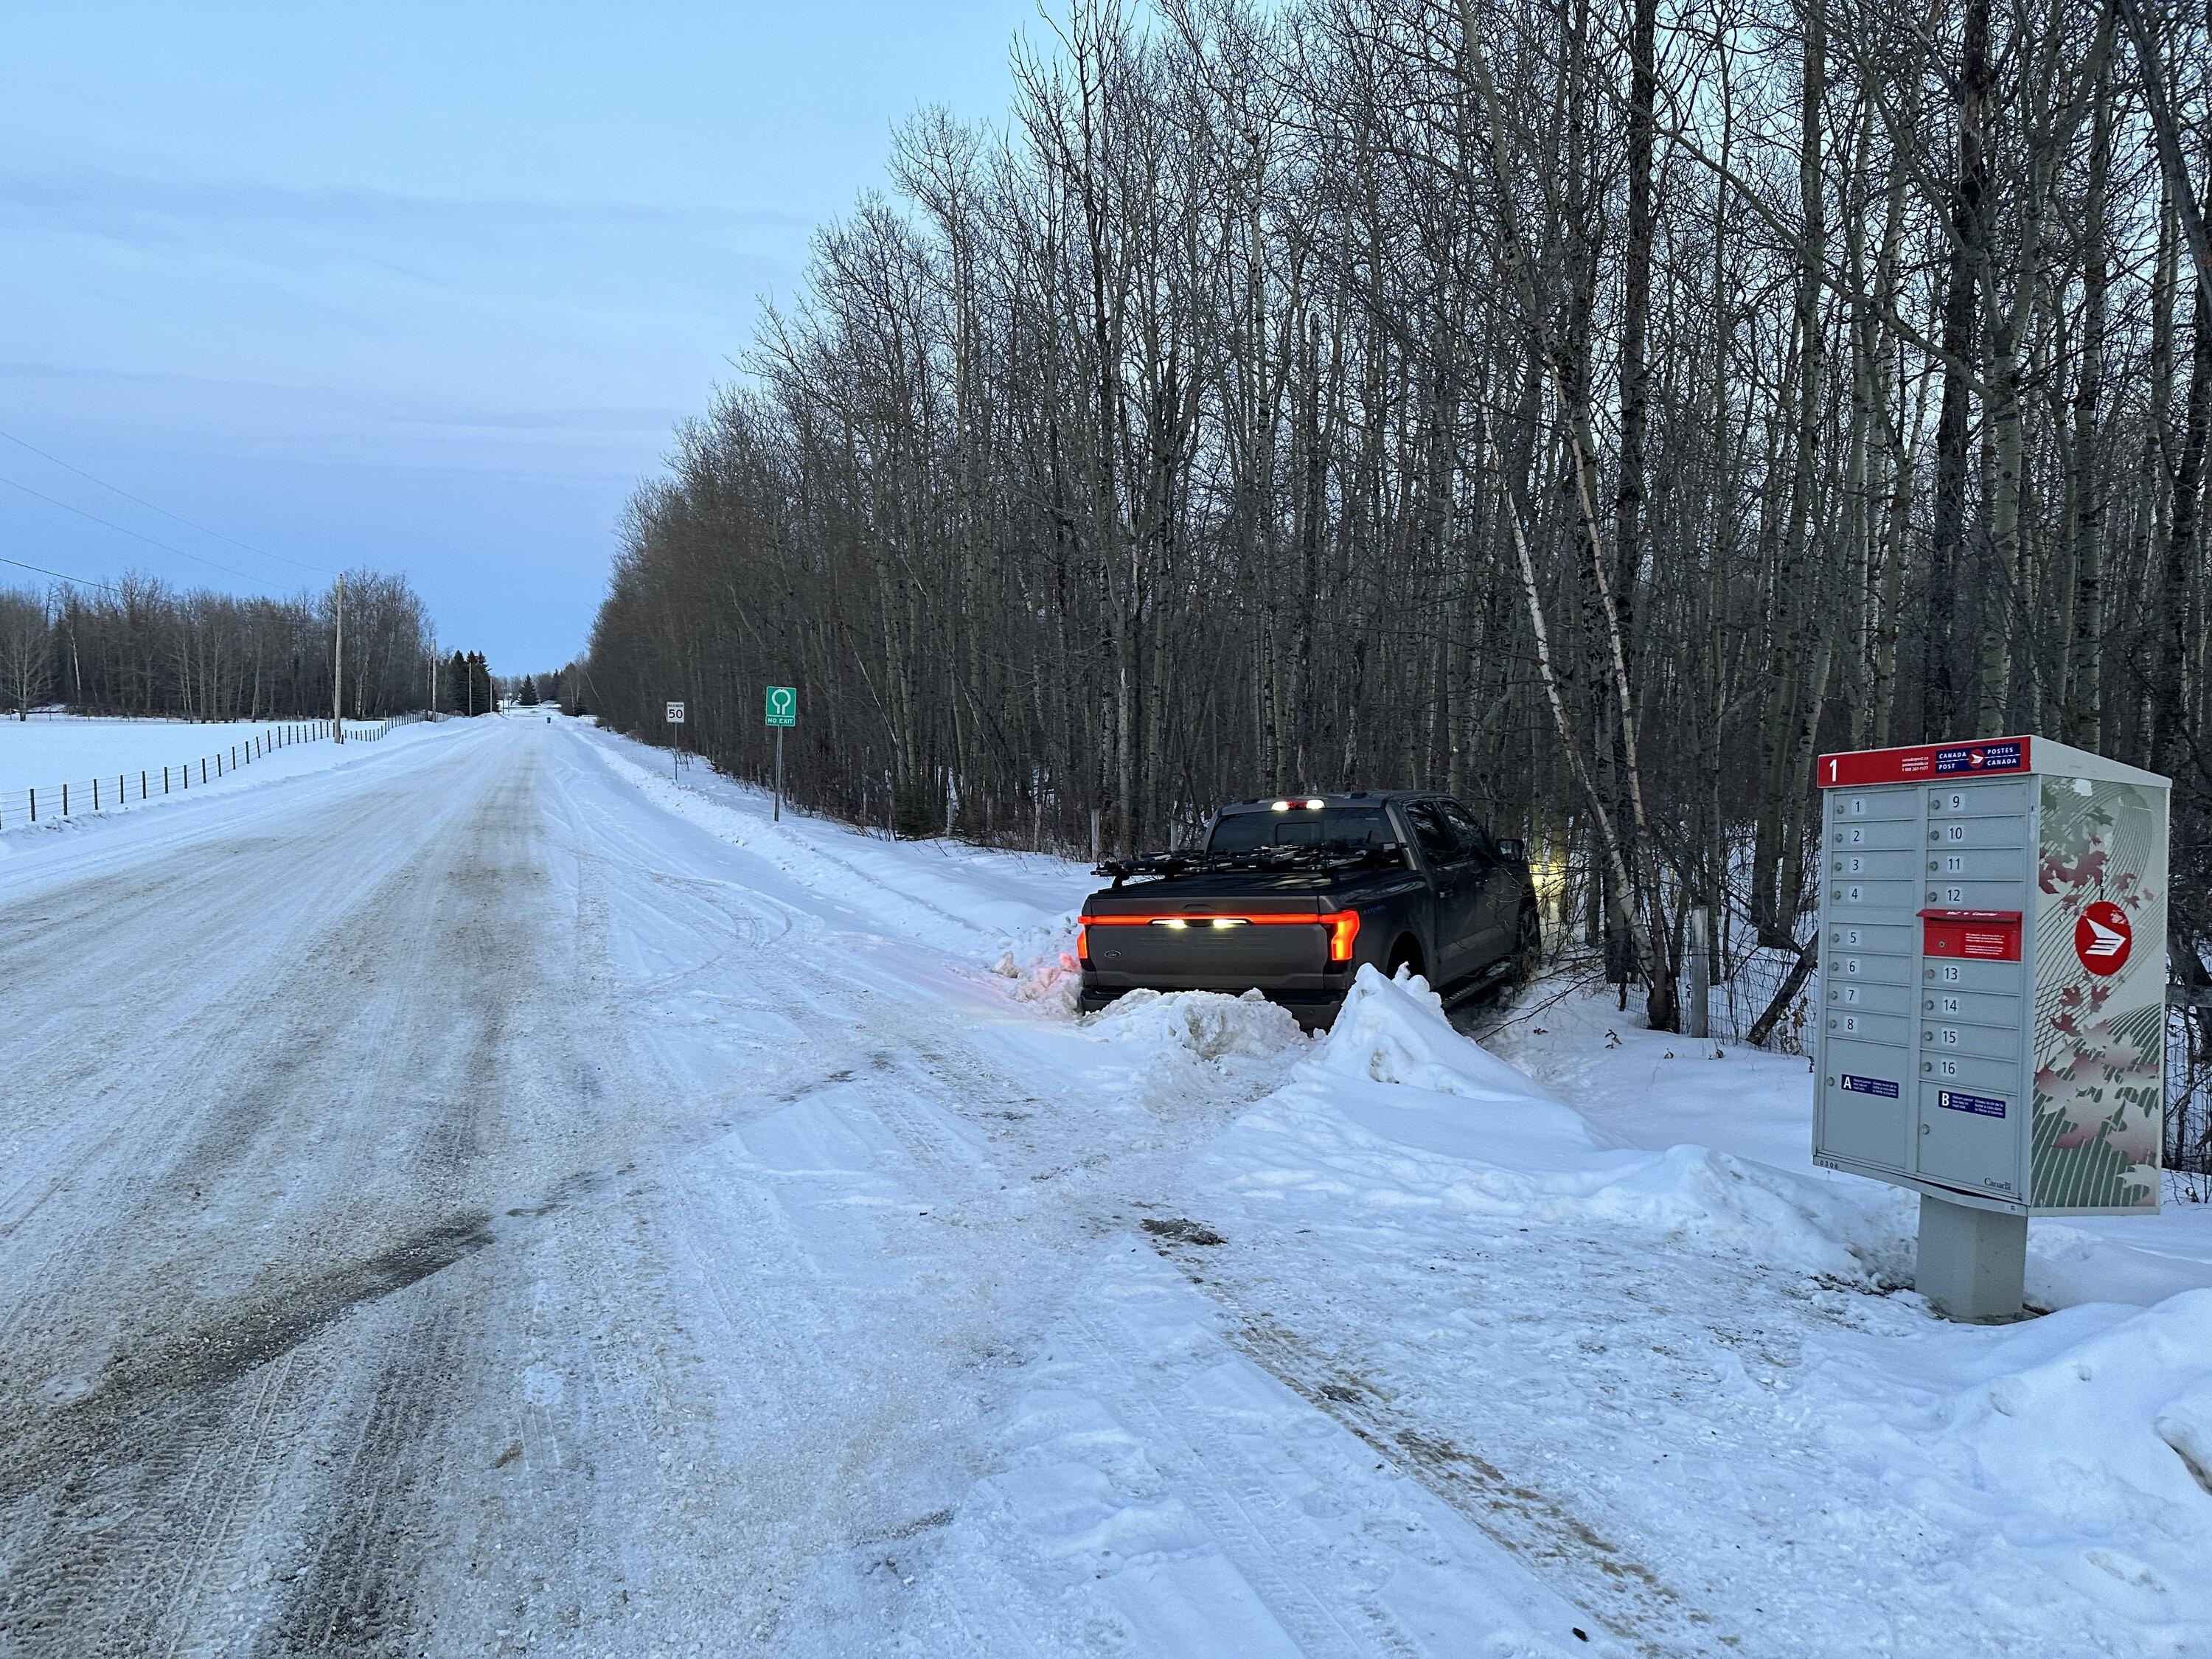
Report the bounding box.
[0,554,121,596]
[0,473,268,585]
[0,428,328,577]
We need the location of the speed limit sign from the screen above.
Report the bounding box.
[666,701,685,723]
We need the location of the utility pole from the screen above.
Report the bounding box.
[332,573,345,744]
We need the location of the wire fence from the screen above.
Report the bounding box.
[0,713,425,830]
[344,712,425,743]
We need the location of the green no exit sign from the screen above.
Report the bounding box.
[765,685,797,727]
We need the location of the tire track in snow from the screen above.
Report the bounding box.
[1055,1302,1427,1659]
[1225,1311,1717,1659]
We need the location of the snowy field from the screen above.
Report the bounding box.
[0,713,2205,1656]
[0,712,433,843]
[0,712,318,783]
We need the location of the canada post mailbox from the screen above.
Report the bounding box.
[1814,736,2168,1219]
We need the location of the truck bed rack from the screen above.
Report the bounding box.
[1093,844,1404,887]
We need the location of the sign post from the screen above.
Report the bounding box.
[665,700,684,781]
[765,685,796,821]
[1811,735,2170,1320]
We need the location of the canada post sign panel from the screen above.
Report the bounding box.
[1812,735,2169,1216]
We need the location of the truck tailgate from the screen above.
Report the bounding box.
[1081,903,1342,985]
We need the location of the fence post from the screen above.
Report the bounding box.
[1686,905,1712,1042]
[62,783,69,815]
[141,771,147,801]
[29,787,34,822]
[164,766,170,795]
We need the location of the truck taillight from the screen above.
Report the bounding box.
[1076,922,1090,961]
[1322,909,1360,961]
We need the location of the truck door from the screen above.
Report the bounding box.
[1403,800,1478,981]
[1441,799,1515,965]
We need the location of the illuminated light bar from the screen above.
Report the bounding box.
[1270,799,1291,812]
[1304,797,1325,810]
[1077,909,1362,963]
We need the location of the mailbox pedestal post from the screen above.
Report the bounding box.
[1916,1194,2028,1322]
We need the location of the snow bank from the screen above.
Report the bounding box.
[1930,1293,2212,1513]
[1315,965,1571,1100]
[576,725,1096,987]
[992,923,1082,1011]
[1082,986,1306,1062]
[1492,975,2212,1310]
[1227,966,1875,1279]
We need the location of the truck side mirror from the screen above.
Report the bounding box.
[1495,838,1525,862]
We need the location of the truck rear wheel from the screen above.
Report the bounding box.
[1387,939,1425,982]
[1509,903,1541,982]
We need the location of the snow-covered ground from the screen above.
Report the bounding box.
[1481,981,2212,1308]
[0,712,440,850]
[1,714,2205,1656]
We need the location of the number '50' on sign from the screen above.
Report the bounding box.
[765,686,797,727]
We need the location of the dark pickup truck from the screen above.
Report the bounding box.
[1077,790,1540,1027]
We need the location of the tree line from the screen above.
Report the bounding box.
[0,569,451,722]
[585,0,2212,1034]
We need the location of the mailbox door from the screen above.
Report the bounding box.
[1816,787,1924,1180]
[1912,782,2033,1201]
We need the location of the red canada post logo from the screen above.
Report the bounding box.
[2074,900,2132,975]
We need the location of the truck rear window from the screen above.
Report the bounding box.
[1208,806,1395,855]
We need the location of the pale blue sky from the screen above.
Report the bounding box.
[0,1,1043,669]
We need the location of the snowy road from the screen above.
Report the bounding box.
[0,720,1557,1655]
[0,717,1144,1654]
[3,717,2205,1658]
